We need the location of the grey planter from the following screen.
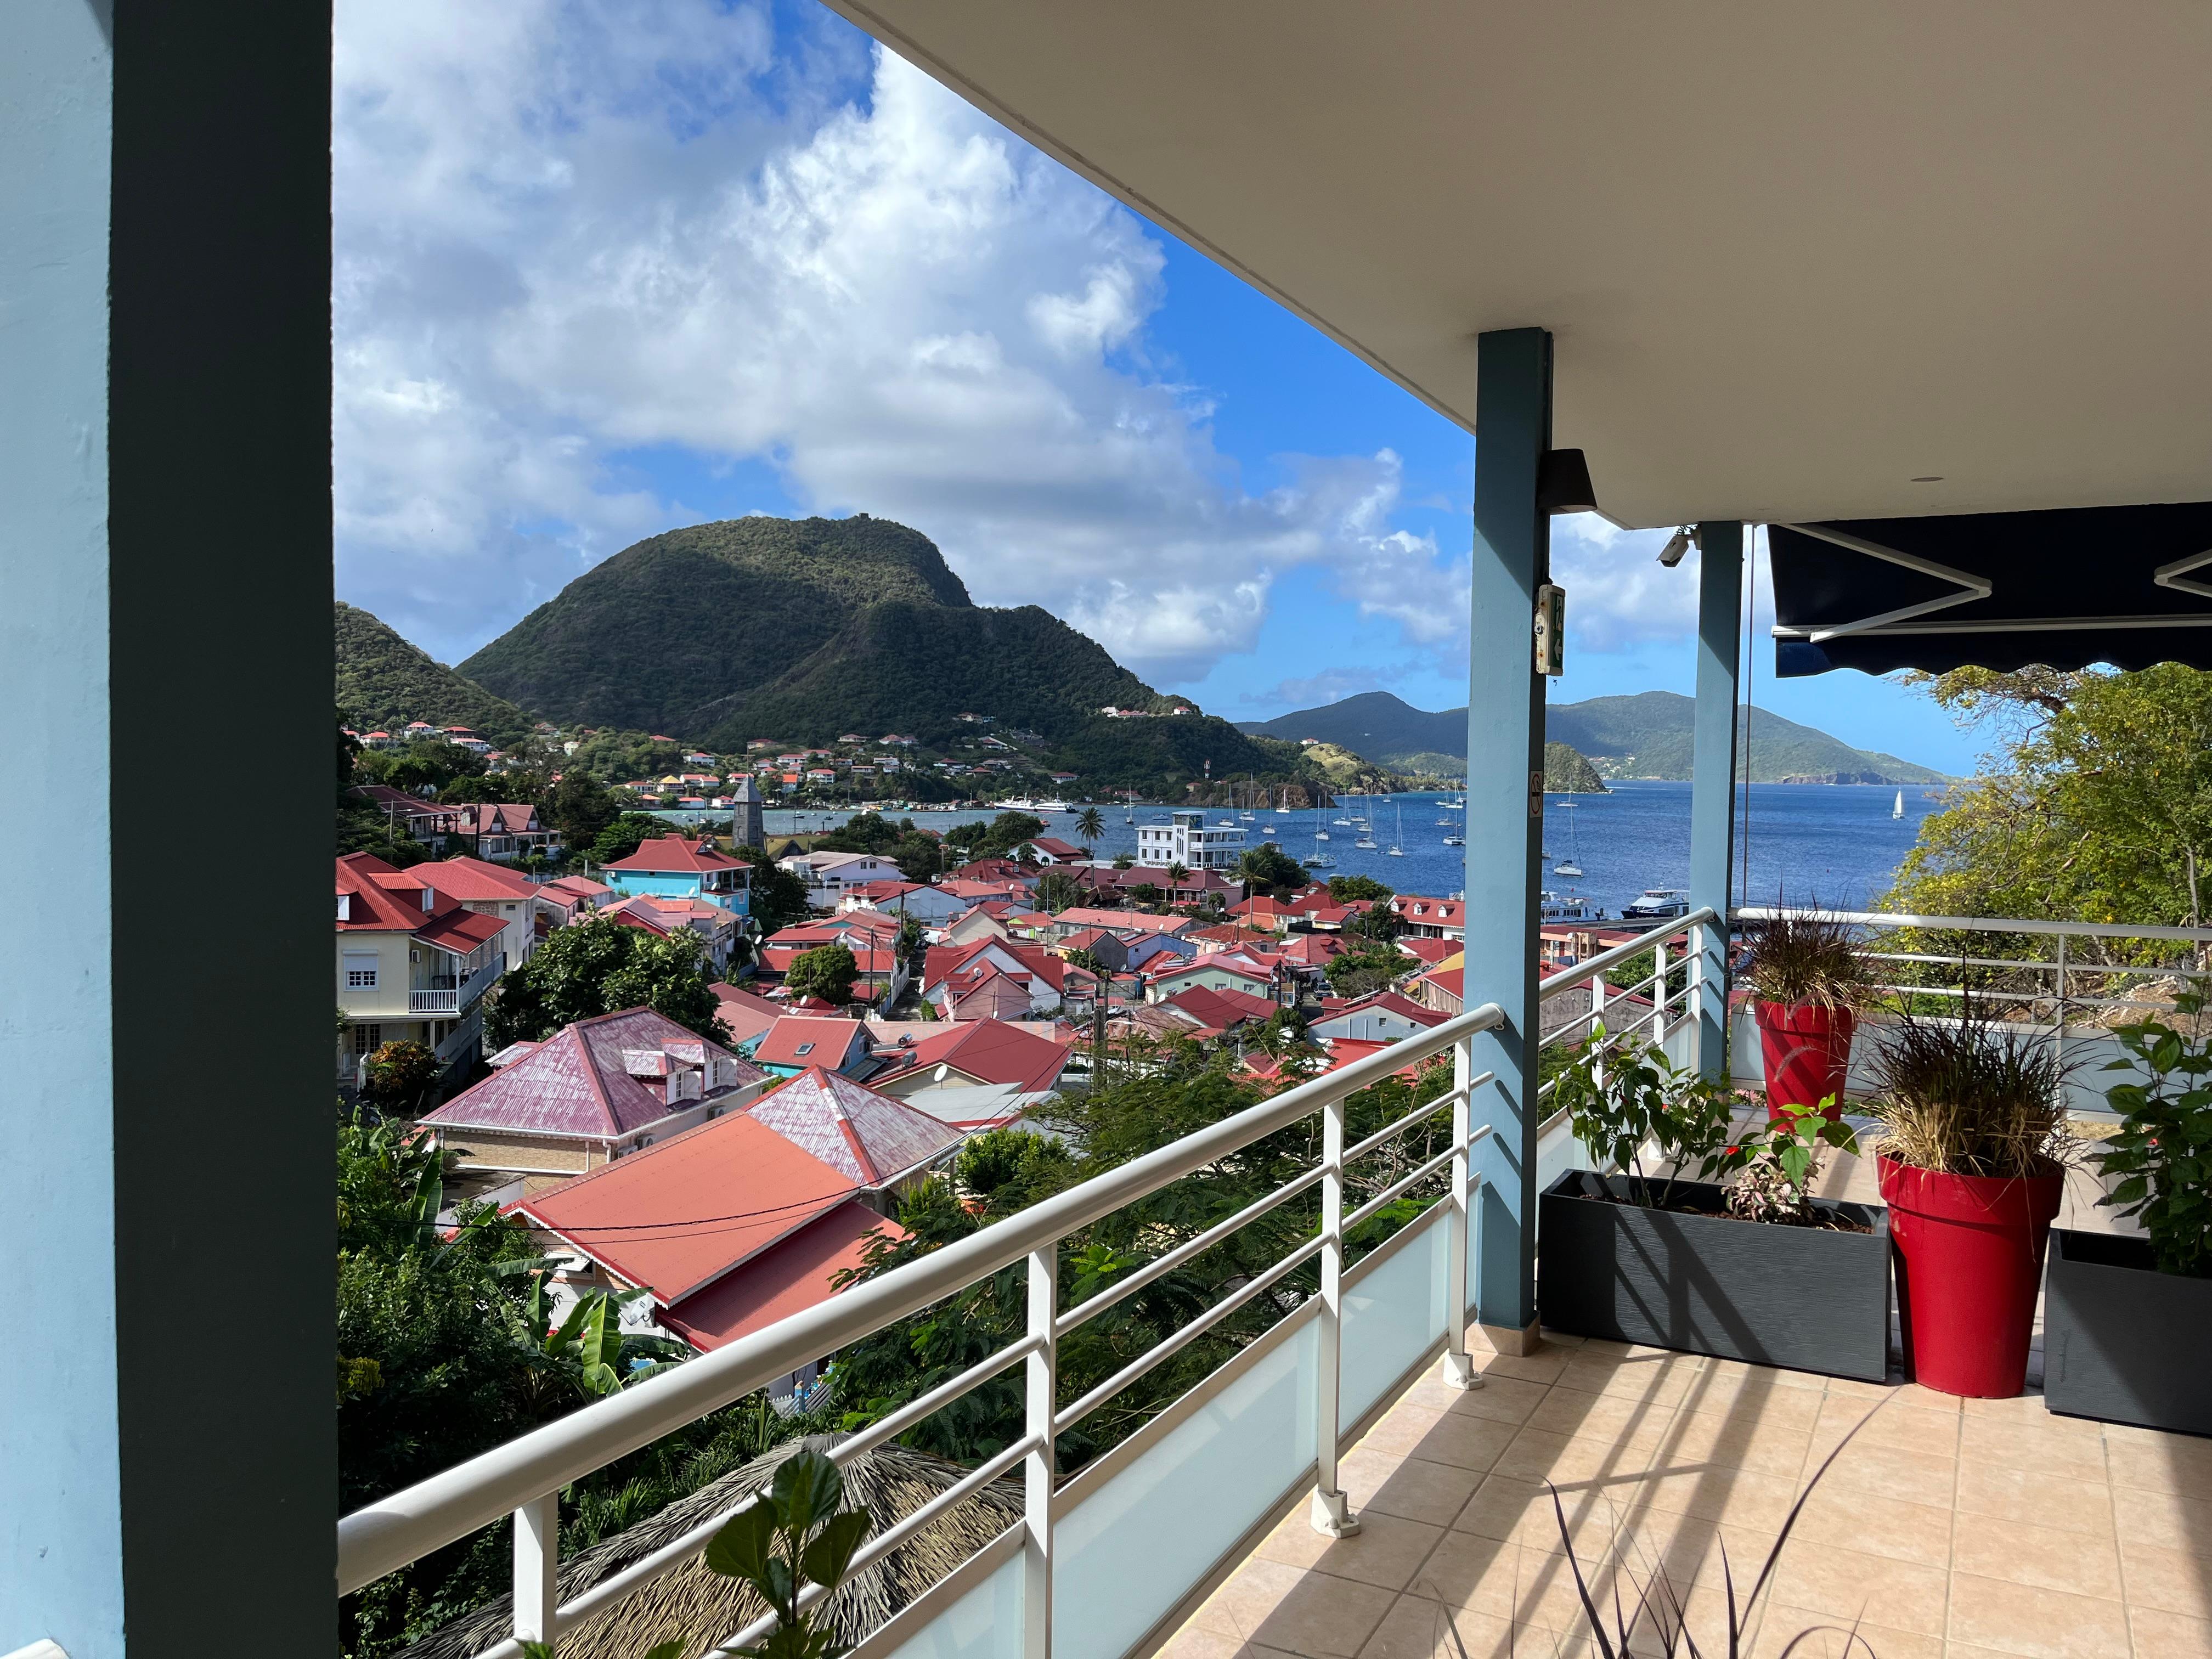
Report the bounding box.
[1538,1171,1892,1382]
[2043,1228,2212,1437]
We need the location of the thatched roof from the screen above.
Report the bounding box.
[400,1436,1022,1659]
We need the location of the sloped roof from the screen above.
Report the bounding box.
[412,906,507,956]
[659,1200,905,1351]
[605,834,748,876]
[754,1016,873,1071]
[1317,989,1445,1030]
[421,1007,761,1139]
[1165,984,1278,1031]
[870,1018,1074,1096]
[709,983,783,1048]
[744,1067,963,1186]
[514,1113,858,1305]
[426,855,538,902]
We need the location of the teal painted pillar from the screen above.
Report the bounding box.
[1463,328,1551,1351]
[1689,521,1744,1077]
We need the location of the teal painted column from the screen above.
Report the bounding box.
[1689,521,1744,1076]
[1464,328,1551,1350]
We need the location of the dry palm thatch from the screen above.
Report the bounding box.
[400,1436,1022,1659]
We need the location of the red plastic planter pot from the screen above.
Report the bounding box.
[1754,1001,1855,1120]
[1877,1154,2062,1398]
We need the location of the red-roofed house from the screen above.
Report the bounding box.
[427,855,542,969]
[839,881,967,926]
[1311,990,1447,1044]
[1142,954,1282,1007]
[537,874,611,933]
[601,894,744,974]
[708,983,783,1051]
[753,1016,875,1078]
[867,1018,1075,1099]
[1395,935,1461,969]
[920,939,1081,1018]
[1012,837,1087,864]
[1388,895,1466,940]
[602,834,752,916]
[510,1112,899,1357]
[418,1006,768,1184]
[335,853,509,1082]
[1164,984,1278,1036]
[448,802,561,863]
[743,1067,962,1189]
[947,857,1034,886]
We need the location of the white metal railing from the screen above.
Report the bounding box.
[337,998,1506,1658]
[409,952,506,1015]
[1530,908,1719,1136]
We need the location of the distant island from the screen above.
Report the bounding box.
[1238,690,1948,786]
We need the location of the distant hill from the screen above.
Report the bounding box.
[1240,689,1946,784]
[441,514,1322,794]
[1545,742,1607,793]
[334,601,534,748]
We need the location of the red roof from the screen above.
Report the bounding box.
[870,1018,1074,1094]
[429,855,539,902]
[708,983,783,1047]
[754,1016,873,1071]
[1316,989,1447,1030]
[424,1007,762,1138]
[605,834,748,876]
[1165,984,1278,1030]
[1396,936,1461,967]
[412,906,508,955]
[744,1067,962,1185]
[657,1200,902,1351]
[515,1113,859,1305]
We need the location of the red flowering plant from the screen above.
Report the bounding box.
[1710,1099,1858,1224]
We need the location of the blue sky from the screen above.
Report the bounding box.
[332,0,1983,775]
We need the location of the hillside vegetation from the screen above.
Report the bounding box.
[1240,689,1945,784]
[1544,742,1607,792]
[334,602,534,748]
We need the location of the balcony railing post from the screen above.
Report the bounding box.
[1650,938,1669,1042]
[1310,1092,1359,1536]
[2052,932,2068,1079]
[1685,921,1705,1068]
[514,1490,558,1650]
[1441,1036,1483,1392]
[1024,1244,1057,1659]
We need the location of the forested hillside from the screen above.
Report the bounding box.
[334,602,534,748]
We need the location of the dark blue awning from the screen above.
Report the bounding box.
[1769,502,2212,678]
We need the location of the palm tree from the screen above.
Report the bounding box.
[1074,805,1105,858]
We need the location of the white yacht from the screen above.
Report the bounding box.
[1622,888,1692,921]
[1033,798,1070,812]
[1541,890,1603,922]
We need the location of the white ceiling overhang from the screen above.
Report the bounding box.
[825,1,2212,528]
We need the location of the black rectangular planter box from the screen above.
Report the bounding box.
[2044,1228,2212,1437]
[1538,1171,1891,1382]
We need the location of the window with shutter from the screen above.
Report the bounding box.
[343,952,379,989]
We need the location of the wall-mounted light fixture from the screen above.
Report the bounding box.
[1537,448,1597,516]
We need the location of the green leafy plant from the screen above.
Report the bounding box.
[1550,1024,1737,1209]
[2096,990,2212,1277]
[1710,1100,1858,1224]
[785,943,860,1006]
[518,1448,869,1659]
[362,1039,440,1113]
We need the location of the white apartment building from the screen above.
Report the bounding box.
[1135,810,1245,872]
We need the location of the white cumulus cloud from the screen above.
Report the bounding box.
[332,0,1434,683]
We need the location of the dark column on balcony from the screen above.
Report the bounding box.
[1690,522,1743,1076]
[3,1,332,1654]
[1463,328,1551,1355]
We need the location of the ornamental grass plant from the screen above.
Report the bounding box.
[1865,996,2074,1177]
[1739,905,1871,1011]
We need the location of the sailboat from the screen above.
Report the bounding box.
[1552,799,1584,878]
[1892,789,1905,819]
[1240,775,1257,821]
[1353,793,1379,850]
[1384,795,1404,856]
[1307,803,1337,867]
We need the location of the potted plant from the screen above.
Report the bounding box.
[2043,990,2212,1434]
[1539,1026,1890,1380]
[1866,1000,2073,1398]
[1740,907,1871,1120]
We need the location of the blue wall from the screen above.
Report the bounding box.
[606,870,751,915]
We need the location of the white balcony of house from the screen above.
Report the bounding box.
[409,951,505,1016]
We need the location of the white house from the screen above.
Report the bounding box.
[778,849,908,905]
[1135,810,1245,872]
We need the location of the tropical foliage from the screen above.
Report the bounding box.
[786,943,860,1006]
[1548,1025,1739,1209]
[2095,991,2212,1277]
[485,917,730,1048]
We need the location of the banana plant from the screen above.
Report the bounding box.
[519,1276,688,1397]
[518,1449,870,1659]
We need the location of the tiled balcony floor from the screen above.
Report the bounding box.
[1163,1334,2212,1659]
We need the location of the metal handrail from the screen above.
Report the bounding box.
[336,997,1505,1594]
[1542,907,1720,995]
[1733,905,2212,945]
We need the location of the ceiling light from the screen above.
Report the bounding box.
[1537,448,1598,516]
[1656,528,1694,568]
[1911,475,1944,483]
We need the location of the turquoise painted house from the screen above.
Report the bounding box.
[601,833,752,916]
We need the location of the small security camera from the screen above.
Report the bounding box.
[1656,527,1696,568]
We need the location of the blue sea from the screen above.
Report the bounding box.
[747,781,1949,917]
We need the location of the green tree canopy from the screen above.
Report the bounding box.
[1888,664,2212,935]
[944,811,1048,860]
[735,844,815,933]
[1237,842,1309,897]
[785,942,859,1006]
[590,811,677,865]
[485,918,730,1048]
[1327,874,1394,903]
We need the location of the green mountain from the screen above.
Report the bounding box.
[334,601,534,748]
[1239,690,1946,784]
[1545,742,1607,793]
[447,514,1317,794]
